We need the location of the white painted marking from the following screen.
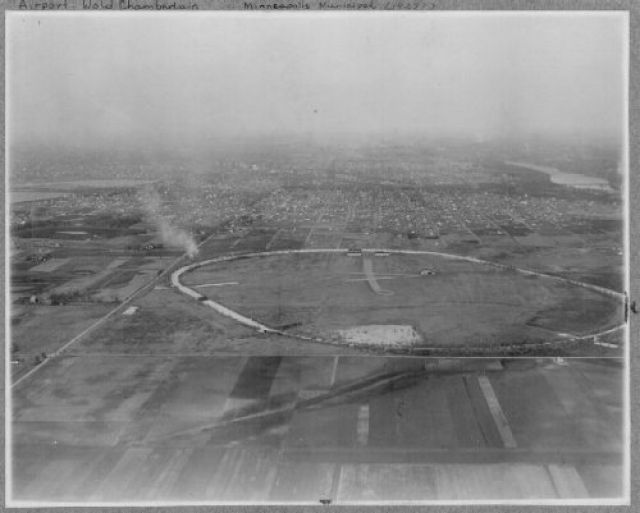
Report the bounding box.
[477,375,517,449]
[356,404,370,446]
[345,276,404,282]
[362,256,394,296]
[194,282,239,289]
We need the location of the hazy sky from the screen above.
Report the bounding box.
[7,12,627,148]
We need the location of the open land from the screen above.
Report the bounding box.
[8,138,628,503]
[177,251,623,351]
[11,356,624,503]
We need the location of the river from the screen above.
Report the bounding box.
[505,161,614,192]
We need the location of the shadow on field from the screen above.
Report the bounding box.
[147,364,436,446]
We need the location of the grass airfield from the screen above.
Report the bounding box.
[179,251,624,351]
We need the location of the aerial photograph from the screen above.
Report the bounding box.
[6,11,629,505]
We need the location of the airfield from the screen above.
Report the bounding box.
[175,249,624,352]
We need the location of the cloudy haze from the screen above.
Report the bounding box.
[7,12,627,149]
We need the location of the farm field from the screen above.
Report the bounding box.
[10,356,624,504]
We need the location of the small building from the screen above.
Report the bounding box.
[123,306,139,316]
[142,242,164,251]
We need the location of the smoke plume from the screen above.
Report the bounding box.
[157,218,199,258]
[139,187,199,258]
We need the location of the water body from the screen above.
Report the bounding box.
[505,161,614,192]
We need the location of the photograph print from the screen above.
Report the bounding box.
[6,11,629,505]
